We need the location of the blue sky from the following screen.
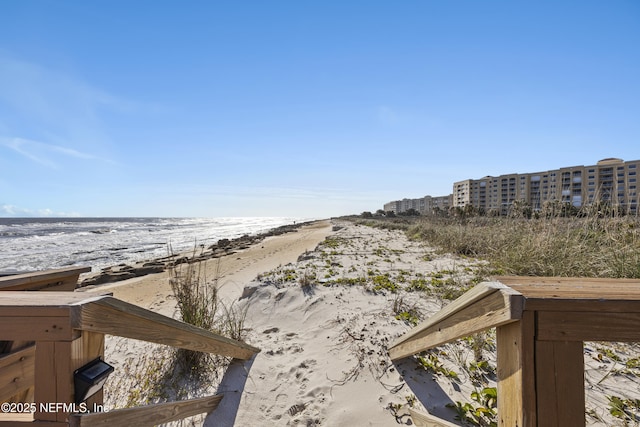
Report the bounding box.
[1,1,638,218]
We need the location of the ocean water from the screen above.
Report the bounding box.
[0,217,303,274]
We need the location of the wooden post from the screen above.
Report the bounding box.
[496,311,536,427]
[32,332,105,424]
[33,342,57,422]
[535,340,585,427]
[54,341,73,423]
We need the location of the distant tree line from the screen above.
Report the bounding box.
[362,200,636,220]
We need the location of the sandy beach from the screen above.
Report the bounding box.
[204,220,481,427]
[81,219,639,426]
[80,220,333,313]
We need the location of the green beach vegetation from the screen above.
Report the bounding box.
[354,207,640,279]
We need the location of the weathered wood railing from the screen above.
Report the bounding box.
[0,267,91,292]
[0,268,260,427]
[389,277,640,427]
[1,267,90,405]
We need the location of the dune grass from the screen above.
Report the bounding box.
[168,249,250,376]
[168,248,222,373]
[378,213,640,279]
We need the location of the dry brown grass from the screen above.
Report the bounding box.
[405,214,640,278]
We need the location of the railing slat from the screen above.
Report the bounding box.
[0,345,35,402]
[80,297,260,359]
[0,267,90,291]
[69,395,223,427]
[389,282,523,360]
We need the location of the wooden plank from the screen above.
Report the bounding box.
[497,276,640,300]
[0,292,101,306]
[31,339,84,423]
[391,282,505,347]
[535,340,585,427]
[33,342,56,422]
[496,312,536,427]
[69,394,223,427]
[0,267,90,291]
[0,292,101,317]
[523,299,640,313]
[497,275,640,286]
[0,317,78,341]
[0,306,72,317]
[538,311,640,342]
[80,297,259,360]
[0,421,67,427]
[518,287,640,300]
[53,341,73,423]
[0,341,34,403]
[0,345,35,402]
[409,408,460,427]
[70,332,105,373]
[0,413,33,422]
[389,287,522,360]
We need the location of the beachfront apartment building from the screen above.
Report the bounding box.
[453,158,640,215]
[384,194,452,215]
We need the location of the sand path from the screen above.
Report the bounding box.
[79,220,333,313]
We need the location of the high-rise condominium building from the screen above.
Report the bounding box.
[384,195,452,215]
[453,158,639,215]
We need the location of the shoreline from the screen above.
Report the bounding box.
[79,219,334,310]
[78,219,327,289]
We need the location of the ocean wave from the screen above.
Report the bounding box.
[0,217,302,272]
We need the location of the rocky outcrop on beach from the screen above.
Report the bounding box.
[79,222,312,287]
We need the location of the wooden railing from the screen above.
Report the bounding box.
[1,267,90,406]
[0,267,91,292]
[389,277,640,427]
[0,268,260,427]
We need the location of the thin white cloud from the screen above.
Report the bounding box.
[0,204,80,217]
[0,136,98,168]
[0,53,142,165]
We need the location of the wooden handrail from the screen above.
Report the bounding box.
[388,282,523,360]
[78,296,260,359]
[0,267,91,291]
[389,277,640,426]
[0,278,259,426]
[1,267,89,407]
[0,292,259,359]
[69,395,223,427]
